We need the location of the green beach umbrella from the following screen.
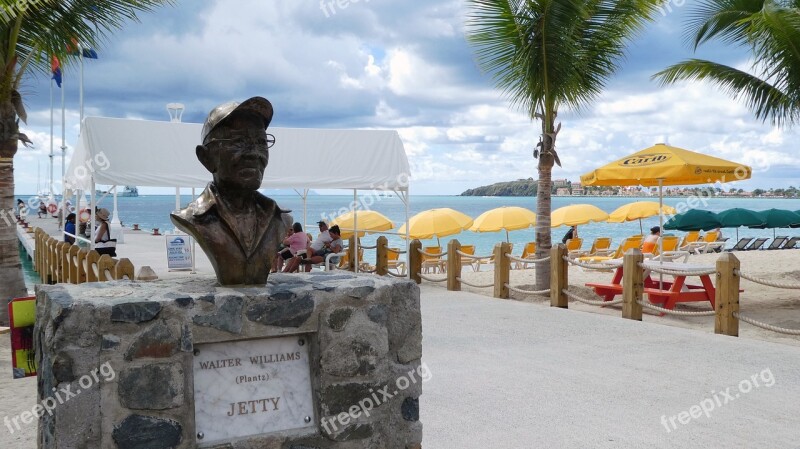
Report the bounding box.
[748,209,800,237]
[663,209,722,231]
[717,208,766,240]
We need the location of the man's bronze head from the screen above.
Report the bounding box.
[196,97,274,192]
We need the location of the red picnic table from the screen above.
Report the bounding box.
[585,260,721,312]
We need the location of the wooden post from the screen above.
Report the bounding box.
[47,238,56,284]
[114,258,135,280]
[409,239,422,284]
[58,242,69,284]
[715,252,740,337]
[493,242,511,299]
[622,248,644,321]
[348,236,357,271]
[550,244,568,308]
[447,239,462,291]
[375,236,388,276]
[68,245,80,284]
[34,229,40,273]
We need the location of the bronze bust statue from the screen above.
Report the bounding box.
[171,97,288,285]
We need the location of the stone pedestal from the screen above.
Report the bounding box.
[34,273,423,449]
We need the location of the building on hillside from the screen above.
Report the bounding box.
[571,182,583,196]
[555,188,570,196]
[553,179,569,188]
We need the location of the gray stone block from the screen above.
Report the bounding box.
[36,274,422,449]
[119,363,184,410]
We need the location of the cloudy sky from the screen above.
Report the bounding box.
[13,0,800,195]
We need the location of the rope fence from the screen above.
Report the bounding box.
[564,256,623,270]
[736,270,800,290]
[563,289,625,306]
[506,284,550,295]
[734,312,800,336]
[457,278,494,289]
[402,240,797,341]
[506,254,550,264]
[636,300,716,317]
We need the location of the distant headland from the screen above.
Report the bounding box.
[460,178,799,199]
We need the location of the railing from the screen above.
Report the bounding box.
[405,238,799,340]
[32,228,135,284]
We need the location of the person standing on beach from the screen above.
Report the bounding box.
[64,213,76,244]
[562,225,577,244]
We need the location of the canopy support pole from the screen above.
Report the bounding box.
[191,187,196,274]
[658,179,664,288]
[175,187,181,232]
[353,189,358,274]
[90,180,96,250]
[399,188,410,279]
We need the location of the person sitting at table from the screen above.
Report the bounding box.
[283,225,343,273]
[272,222,309,272]
[642,226,660,254]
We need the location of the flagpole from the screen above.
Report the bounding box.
[79,43,84,131]
[61,65,67,216]
[49,78,54,197]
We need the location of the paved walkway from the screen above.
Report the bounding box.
[419,286,799,448]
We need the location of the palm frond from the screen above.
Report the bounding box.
[654,59,799,125]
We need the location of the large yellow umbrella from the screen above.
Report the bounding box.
[580,143,752,187]
[469,206,536,242]
[331,210,394,239]
[398,208,473,244]
[551,204,609,227]
[608,201,677,234]
[581,142,751,258]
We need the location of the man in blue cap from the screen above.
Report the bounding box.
[171,97,290,285]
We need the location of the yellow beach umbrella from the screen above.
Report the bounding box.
[580,143,752,187]
[469,206,536,242]
[551,204,609,228]
[398,208,473,244]
[608,201,677,234]
[581,143,751,261]
[331,210,394,239]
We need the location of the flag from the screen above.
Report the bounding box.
[67,38,98,59]
[51,56,62,87]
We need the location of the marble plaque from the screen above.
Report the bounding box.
[193,335,315,444]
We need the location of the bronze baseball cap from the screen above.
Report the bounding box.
[201,96,274,143]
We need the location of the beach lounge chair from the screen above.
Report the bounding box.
[698,231,724,253]
[569,237,612,259]
[649,236,690,262]
[475,243,513,271]
[515,242,537,269]
[566,237,583,257]
[421,246,443,274]
[766,236,789,250]
[745,238,768,251]
[678,231,704,253]
[459,245,477,271]
[781,236,800,250]
[705,237,728,253]
[579,236,643,262]
[387,248,407,275]
[728,237,753,251]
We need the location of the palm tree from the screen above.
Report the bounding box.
[0,0,173,324]
[654,0,800,126]
[465,0,660,289]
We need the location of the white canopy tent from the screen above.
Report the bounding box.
[65,117,411,272]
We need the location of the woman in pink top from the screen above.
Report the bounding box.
[272,223,310,272]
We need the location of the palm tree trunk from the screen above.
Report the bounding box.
[0,100,28,325]
[535,152,554,290]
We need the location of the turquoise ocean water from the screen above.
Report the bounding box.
[18,194,800,289]
[67,194,800,255]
